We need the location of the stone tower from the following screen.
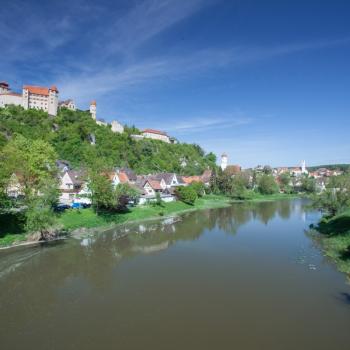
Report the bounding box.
[90,100,96,120]
[221,153,228,171]
[301,160,307,174]
[48,85,59,116]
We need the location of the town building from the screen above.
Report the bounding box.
[59,170,90,205]
[142,129,170,143]
[111,120,124,133]
[59,99,76,111]
[0,81,59,116]
[221,153,228,171]
[292,161,308,177]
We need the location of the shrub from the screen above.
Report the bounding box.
[258,174,279,195]
[190,182,206,197]
[175,186,197,205]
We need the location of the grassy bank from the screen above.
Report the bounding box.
[59,195,232,231]
[1,193,300,248]
[242,193,300,202]
[312,209,350,274]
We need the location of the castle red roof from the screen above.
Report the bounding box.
[142,129,167,136]
[90,100,96,106]
[23,85,49,96]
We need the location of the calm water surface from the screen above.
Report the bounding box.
[1,199,350,350]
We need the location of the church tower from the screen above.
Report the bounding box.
[90,100,96,120]
[301,160,307,174]
[221,153,228,171]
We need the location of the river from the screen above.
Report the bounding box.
[0,199,350,349]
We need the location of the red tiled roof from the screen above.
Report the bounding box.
[23,85,49,96]
[118,172,129,183]
[90,100,96,106]
[182,176,203,184]
[142,129,167,136]
[146,180,163,190]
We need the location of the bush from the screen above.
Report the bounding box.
[190,182,206,197]
[175,186,198,205]
[258,174,279,195]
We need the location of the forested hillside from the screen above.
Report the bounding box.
[0,106,216,174]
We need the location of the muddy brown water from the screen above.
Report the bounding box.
[0,199,350,350]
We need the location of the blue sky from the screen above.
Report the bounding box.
[1,0,350,168]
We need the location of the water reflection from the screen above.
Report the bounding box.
[2,199,350,350]
[0,199,304,284]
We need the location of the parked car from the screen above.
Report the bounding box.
[54,204,71,212]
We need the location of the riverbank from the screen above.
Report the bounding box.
[0,193,299,249]
[310,209,350,275]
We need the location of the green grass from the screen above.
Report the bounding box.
[314,209,350,274]
[235,192,300,202]
[0,233,27,247]
[0,193,298,247]
[59,195,232,231]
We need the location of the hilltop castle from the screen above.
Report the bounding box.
[0,81,59,116]
[89,100,124,134]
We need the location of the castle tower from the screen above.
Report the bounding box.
[22,86,29,110]
[48,85,59,116]
[301,160,307,174]
[90,100,96,120]
[221,153,228,171]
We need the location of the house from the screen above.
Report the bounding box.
[149,173,182,188]
[103,170,130,187]
[138,178,175,205]
[56,160,71,173]
[59,170,90,204]
[201,169,212,185]
[0,81,59,116]
[111,120,124,133]
[292,161,308,177]
[182,175,203,185]
[141,129,170,143]
[59,99,76,111]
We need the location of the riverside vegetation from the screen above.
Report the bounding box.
[310,173,350,275]
[0,105,310,248]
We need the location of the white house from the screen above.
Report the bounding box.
[59,170,91,204]
[111,120,124,133]
[141,129,170,143]
[59,99,76,111]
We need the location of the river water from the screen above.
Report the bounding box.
[0,199,350,349]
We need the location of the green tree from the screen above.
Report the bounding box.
[0,135,59,236]
[300,175,316,193]
[258,174,279,195]
[312,174,350,217]
[190,181,206,197]
[114,183,140,211]
[229,174,251,199]
[88,172,114,212]
[279,173,293,193]
[175,186,197,205]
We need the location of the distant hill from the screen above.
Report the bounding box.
[307,164,350,171]
[0,106,216,175]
